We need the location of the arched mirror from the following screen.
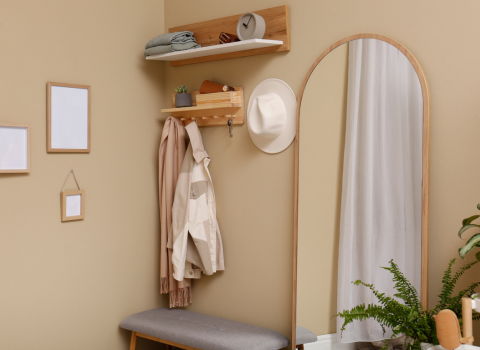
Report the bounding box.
[292,34,430,350]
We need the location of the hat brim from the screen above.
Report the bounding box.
[247,78,297,154]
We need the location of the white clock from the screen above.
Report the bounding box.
[236,12,266,41]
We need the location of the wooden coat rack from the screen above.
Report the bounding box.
[161,87,245,127]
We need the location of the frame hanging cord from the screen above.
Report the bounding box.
[61,169,82,191]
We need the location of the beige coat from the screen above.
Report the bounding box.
[168,122,225,281]
[158,117,192,308]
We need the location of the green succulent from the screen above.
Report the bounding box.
[458,204,480,260]
[175,85,188,94]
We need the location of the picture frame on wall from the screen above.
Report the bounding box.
[47,82,91,153]
[0,122,30,173]
[61,189,85,222]
[60,169,85,222]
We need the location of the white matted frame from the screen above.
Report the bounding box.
[0,122,30,173]
[61,189,85,222]
[47,82,91,153]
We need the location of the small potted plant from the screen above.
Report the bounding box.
[175,85,192,108]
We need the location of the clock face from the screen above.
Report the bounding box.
[238,14,256,40]
[236,12,266,41]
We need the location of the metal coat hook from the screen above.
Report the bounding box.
[227,117,233,138]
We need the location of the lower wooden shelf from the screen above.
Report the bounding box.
[161,88,244,126]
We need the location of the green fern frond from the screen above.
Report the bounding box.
[434,259,456,312]
[382,260,421,310]
[434,259,480,314]
[339,303,397,334]
[443,281,480,320]
[353,280,409,317]
[438,259,455,298]
[451,259,479,285]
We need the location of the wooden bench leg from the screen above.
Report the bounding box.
[130,332,137,350]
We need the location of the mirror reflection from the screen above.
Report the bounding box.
[296,38,425,349]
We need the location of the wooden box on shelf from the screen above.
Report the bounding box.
[162,88,244,126]
[196,91,242,106]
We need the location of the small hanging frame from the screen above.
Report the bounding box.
[60,169,85,222]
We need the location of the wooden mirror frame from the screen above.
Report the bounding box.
[292,33,430,348]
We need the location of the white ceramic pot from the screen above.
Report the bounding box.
[471,293,480,313]
[421,343,435,350]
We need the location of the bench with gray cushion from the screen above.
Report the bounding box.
[295,326,317,349]
[120,308,290,350]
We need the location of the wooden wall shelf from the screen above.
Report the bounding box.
[146,39,283,62]
[161,88,245,126]
[150,5,290,67]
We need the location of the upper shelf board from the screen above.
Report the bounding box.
[146,39,284,61]
[147,5,290,66]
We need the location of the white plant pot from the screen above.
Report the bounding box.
[421,343,435,350]
[430,345,480,350]
[471,293,480,313]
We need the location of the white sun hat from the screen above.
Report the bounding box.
[247,78,297,154]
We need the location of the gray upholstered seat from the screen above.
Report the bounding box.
[296,326,317,345]
[120,308,290,350]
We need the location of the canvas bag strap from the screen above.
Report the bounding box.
[62,169,81,191]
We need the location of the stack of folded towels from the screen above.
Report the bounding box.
[144,31,201,57]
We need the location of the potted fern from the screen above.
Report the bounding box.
[339,259,480,350]
[175,85,192,108]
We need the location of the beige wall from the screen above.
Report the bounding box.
[0,0,167,349]
[297,43,348,336]
[164,0,480,345]
[163,1,296,340]
[3,0,480,349]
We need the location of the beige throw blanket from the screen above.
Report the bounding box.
[158,117,192,307]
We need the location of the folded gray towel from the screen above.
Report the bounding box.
[144,42,201,57]
[145,31,196,49]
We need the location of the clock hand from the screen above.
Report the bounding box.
[243,15,253,28]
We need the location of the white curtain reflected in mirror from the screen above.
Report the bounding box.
[296,36,428,350]
[338,39,422,343]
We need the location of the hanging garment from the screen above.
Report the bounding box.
[337,39,423,343]
[169,122,225,282]
[158,117,193,308]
